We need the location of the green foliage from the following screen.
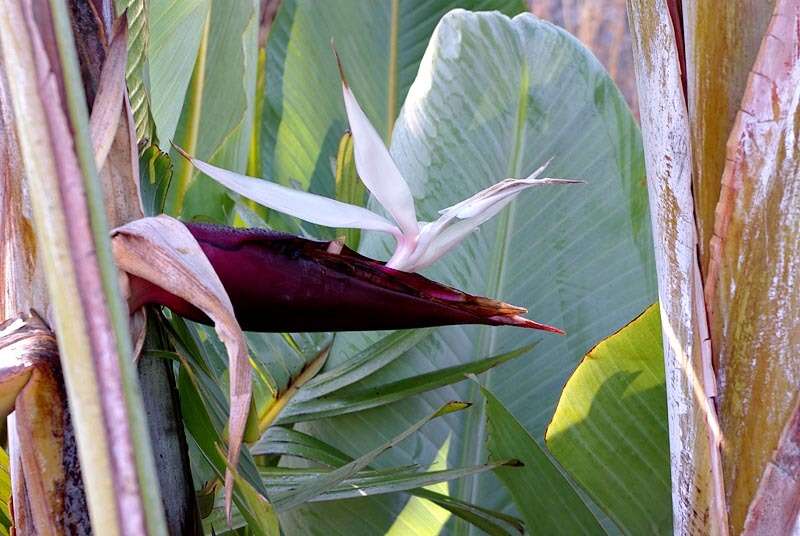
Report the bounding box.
[139,145,172,216]
[546,303,672,534]
[334,132,366,248]
[127,2,658,535]
[296,10,654,533]
[482,385,604,534]
[0,449,10,535]
[262,0,525,200]
[163,0,259,220]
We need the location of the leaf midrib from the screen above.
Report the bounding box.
[385,0,399,143]
[452,60,530,535]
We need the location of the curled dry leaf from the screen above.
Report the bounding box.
[89,21,127,172]
[0,313,90,534]
[111,215,251,522]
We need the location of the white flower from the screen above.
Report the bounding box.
[177,52,580,273]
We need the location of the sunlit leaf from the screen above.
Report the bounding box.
[334,131,368,248]
[251,426,523,535]
[546,304,671,534]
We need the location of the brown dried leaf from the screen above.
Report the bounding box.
[0,313,90,535]
[86,19,143,228]
[89,21,126,172]
[111,215,252,521]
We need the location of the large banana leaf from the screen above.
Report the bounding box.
[261,0,525,202]
[547,304,671,534]
[147,0,210,149]
[483,385,603,534]
[166,0,259,220]
[285,10,655,534]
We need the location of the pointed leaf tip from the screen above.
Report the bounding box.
[331,40,348,88]
[170,141,190,161]
[435,401,472,417]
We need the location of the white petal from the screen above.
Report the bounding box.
[395,173,582,271]
[341,82,419,237]
[185,154,402,237]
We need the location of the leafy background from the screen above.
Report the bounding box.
[136,1,662,534]
[276,8,656,535]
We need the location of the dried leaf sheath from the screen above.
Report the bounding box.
[111,216,251,522]
[127,221,563,334]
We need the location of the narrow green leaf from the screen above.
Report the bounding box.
[177,364,278,535]
[546,304,671,534]
[482,385,604,534]
[271,401,470,511]
[252,427,523,535]
[139,145,173,216]
[294,328,434,403]
[280,344,534,423]
[264,462,515,505]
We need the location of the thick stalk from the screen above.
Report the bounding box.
[0,1,166,534]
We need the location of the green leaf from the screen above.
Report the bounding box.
[546,304,671,534]
[267,462,516,504]
[296,10,655,533]
[176,362,279,535]
[482,385,603,534]
[279,344,534,423]
[166,0,259,219]
[0,448,11,535]
[252,427,523,535]
[262,0,525,200]
[147,0,210,150]
[118,0,157,144]
[139,145,173,216]
[272,401,470,511]
[294,328,434,403]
